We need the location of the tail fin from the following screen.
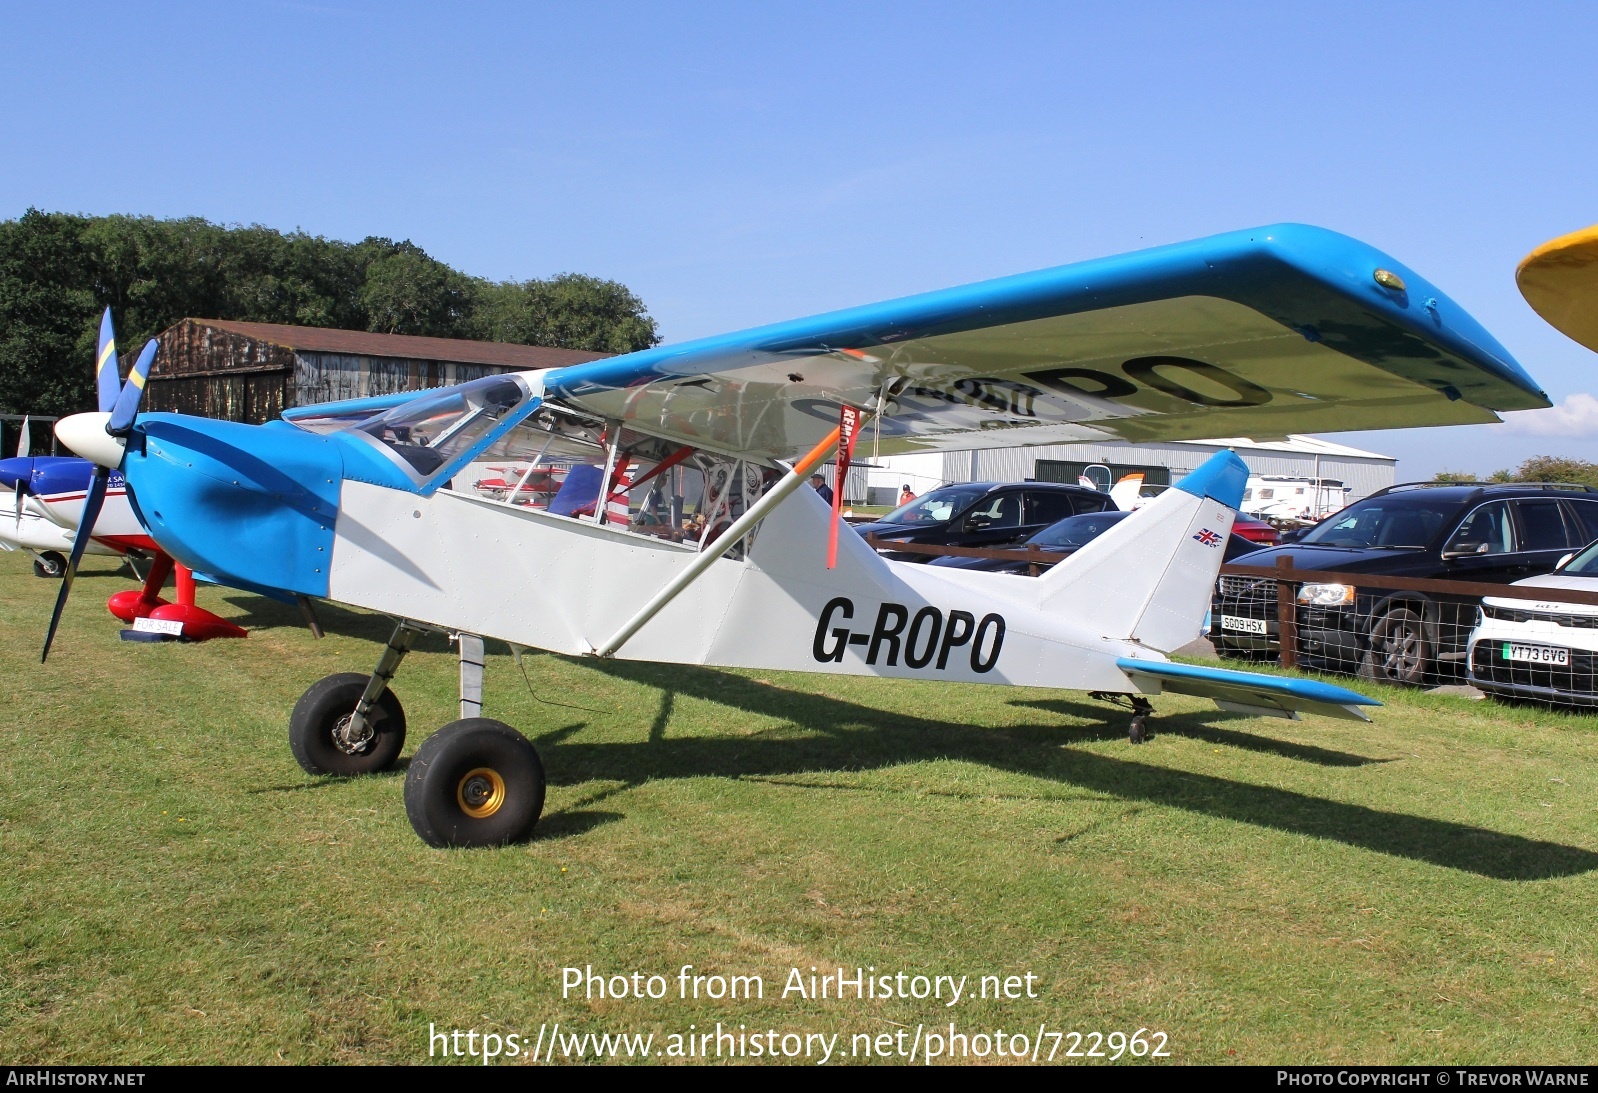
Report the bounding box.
[1037,451,1247,652]
[1109,472,1145,511]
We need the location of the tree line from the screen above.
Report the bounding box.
[0,209,660,417]
[1432,455,1598,488]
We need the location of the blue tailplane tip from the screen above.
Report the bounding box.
[1173,449,1249,509]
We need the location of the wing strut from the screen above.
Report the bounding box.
[590,425,842,658]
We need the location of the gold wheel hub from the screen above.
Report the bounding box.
[456,767,507,819]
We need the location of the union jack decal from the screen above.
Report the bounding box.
[1193,528,1222,547]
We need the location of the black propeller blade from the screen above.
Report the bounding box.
[41,467,108,663]
[41,315,158,661]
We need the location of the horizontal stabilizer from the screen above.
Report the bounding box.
[1116,658,1380,722]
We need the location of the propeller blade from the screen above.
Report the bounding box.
[95,309,121,415]
[15,415,28,459]
[107,340,156,436]
[42,467,108,662]
[12,480,22,533]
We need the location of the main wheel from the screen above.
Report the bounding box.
[404,719,546,848]
[1360,607,1430,686]
[288,672,407,776]
[33,550,66,578]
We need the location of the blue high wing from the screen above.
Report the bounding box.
[540,224,1548,461]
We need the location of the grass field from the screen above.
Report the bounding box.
[2,551,1596,1065]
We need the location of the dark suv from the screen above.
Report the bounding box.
[1211,482,1598,683]
[852,481,1115,559]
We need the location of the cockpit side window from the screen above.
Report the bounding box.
[348,376,532,488]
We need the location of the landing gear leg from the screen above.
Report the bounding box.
[288,621,421,775]
[1128,697,1154,745]
[456,632,484,718]
[348,622,423,739]
[122,550,150,583]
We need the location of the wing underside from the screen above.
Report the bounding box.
[544,224,1548,462]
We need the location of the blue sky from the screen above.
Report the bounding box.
[4,1,1597,477]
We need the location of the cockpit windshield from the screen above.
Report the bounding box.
[351,376,531,481]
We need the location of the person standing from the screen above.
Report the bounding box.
[898,484,917,506]
[810,473,834,505]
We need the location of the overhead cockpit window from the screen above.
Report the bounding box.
[351,376,531,482]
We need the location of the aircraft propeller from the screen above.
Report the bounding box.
[41,315,158,662]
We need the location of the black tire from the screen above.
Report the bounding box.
[1129,714,1149,744]
[405,719,545,848]
[1360,607,1430,686]
[288,672,407,776]
[33,550,66,579]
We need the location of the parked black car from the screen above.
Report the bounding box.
[929,509,1261,574]
[1211,482,1598,683]
[853,481,1115,560]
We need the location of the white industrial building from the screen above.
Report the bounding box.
[854,435,1397,506]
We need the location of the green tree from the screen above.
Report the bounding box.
[356,239,475,337]
[470,273,659,353]
[0,210,98,417]
[1507,455,1598,488]
[0,210,659,416]
[1453,457,1598,486]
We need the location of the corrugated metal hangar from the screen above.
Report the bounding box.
[867,435,1397,505]
[131,319,609,424]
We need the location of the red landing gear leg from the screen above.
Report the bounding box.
[107,552,173,622]
[109,554,248,642]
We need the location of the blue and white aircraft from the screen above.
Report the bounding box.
[11,313,248,643]
[0,456,139,573]
[0,417,109,574]
[52,224,1549,848]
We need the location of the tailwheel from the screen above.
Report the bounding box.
[1089,691,1156,744]
[404,719,546,848]
[288,672,407,776]
[1128,697,1154,745]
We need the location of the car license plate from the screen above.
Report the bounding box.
[1221,615,1268,635]
[1504,642,1569,665]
